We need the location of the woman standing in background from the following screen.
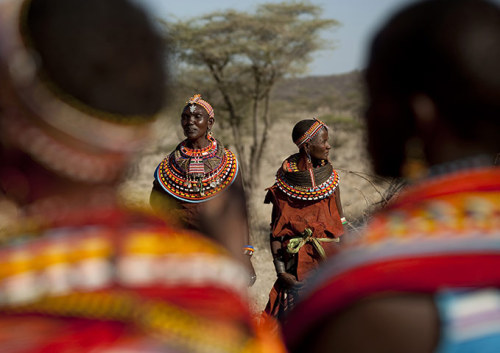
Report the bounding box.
[264,118,346,320]
[150,94,256,285]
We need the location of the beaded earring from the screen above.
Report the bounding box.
[305,147,317,188]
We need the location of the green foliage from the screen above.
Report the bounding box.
[318,113,363,130]
[161,1,340,193]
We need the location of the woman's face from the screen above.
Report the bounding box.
[307,128,331,161]
[181,104,214,142]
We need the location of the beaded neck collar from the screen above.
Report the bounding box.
[179,136,218,158]
[276,154,339,201]
[154,138,239,203]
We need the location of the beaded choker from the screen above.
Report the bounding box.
[179,135,218,158]
[154,139,238,203]
[276,154,339,201]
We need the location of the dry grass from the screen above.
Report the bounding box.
[120,110,393,313]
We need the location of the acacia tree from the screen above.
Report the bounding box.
[163,2,339,195]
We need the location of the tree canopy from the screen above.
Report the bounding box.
[162,1,340,194]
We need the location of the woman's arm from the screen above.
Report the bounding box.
[334,186,345,219]
[199,172,257,285]
[270,233,300,289]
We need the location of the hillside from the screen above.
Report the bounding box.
[271,70,365,116]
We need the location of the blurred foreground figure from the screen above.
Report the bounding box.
[283,0,500,352]
[0,0,284,352]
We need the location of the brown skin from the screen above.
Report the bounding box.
[304,128,331,163]
[197,174,256,283]
[270,238,302,289]
[309,128,345,218]
[304,127,345,220]
[309,294,439,353]
[181,104,214,148]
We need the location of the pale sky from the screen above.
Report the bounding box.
[136,0,499,76]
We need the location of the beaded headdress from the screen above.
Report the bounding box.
[187,94,214,119]
[294,118,327,148]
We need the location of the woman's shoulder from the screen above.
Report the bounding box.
[156,143,180,162]
[216,139,236,155]
[153,149,176,175]
[263,154,298,200]
[264,185,278,204]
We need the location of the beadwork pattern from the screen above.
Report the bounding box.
[154,138,239,203]
[294,118,327,148]
[187,94,214,119]
[276,156,339,201]
[0,212,254,353]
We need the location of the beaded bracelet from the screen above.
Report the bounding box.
[243,245,254,256]
[340,217,347,225]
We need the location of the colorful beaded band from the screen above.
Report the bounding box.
[276,167,340,201]
[0,225,250,302]
[179,135,218,158]
[187,94,214,119]
[155,144,239,203]
[0,223,252,351]
[243,245,255,256]
[341,217,347,225]
[294,118,327,148]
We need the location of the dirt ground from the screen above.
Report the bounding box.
[120,115,392,313]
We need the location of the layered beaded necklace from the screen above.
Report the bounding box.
[154,136,239,203]
[276,154,339,201]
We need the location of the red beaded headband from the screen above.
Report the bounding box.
[187,94,214,119]
[294,118,327,148]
